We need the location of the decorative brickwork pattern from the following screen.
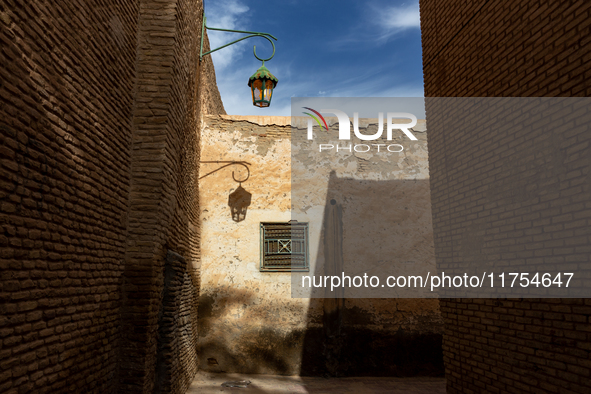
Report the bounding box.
[420,1,591,393]
[0,0,223,393]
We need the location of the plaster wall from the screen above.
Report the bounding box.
[198,115,444,376]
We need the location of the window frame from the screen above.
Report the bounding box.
[259,221,310,272]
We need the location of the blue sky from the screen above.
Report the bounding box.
[204,0,424,116]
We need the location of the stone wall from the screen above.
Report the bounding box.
[420,1,591,393]
[198,115,444,377]
[0,0,224,393]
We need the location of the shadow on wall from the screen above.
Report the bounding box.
[300,172,444,377]
[228,185,252,222]
[200,161,252,222]
[197,288,307,375]
[197,172,444,377]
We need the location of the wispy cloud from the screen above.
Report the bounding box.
[206,0,424,116]
[331,1,420,47]
[376,2,421,32]
[205,0,250,69]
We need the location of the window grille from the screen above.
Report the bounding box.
[260,221,309,272]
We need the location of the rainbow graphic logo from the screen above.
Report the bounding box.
[302,107,328,131]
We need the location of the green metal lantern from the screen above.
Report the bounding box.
[199,14,278,108]
[248,63,278,108]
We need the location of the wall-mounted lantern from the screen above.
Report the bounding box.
[248,64,278,108]
[200,15,278,108]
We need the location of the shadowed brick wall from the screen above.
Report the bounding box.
[421,1,591,97]
[0,0,224,393]
[420,1,591,393]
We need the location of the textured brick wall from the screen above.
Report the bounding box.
[421,0,591,97]
[153,251,199,393]
[118,0,223,392]
[0,1,138,392]
[1,0,223,393]
[420,1,591,393]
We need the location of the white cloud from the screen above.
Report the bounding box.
[205,0,250,69]
[215,59,424,116]
[377,3,421,32]
[330,1,421,47]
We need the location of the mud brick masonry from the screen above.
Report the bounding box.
[2,0,591,394]
[0,0,224,393]
[420,0,591,393]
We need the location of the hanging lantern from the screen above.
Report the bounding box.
[248,63,278,108]
[200,13,279,107]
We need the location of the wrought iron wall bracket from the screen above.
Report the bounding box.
[199,161,251,183]
[200,15,277,62]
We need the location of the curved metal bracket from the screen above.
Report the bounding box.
[199,161,251,184]
[200,15,277,62]
[232,166,250,183]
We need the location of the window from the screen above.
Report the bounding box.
[260,221,309,272]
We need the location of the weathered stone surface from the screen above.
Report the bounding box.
[198,115,444,376]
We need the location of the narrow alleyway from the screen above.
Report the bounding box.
[188,372,446,394]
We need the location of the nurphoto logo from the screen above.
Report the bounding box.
[302,107,418,152]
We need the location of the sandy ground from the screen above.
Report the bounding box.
[187,371,446,394]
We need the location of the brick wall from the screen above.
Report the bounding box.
[420,1,591,393]
[421,0,591,97]
[0,0,224,393]
[0,1,138,392]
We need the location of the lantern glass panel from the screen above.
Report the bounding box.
[264,80,273,102]
[252,79,263,103]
